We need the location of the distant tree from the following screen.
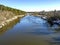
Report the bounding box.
[41,10,45,15]
[54,10,56,16]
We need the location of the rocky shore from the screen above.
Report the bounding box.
[0,15,24,29]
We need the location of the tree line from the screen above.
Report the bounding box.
[0,5,26,15]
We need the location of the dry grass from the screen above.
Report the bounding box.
[0,10,15,23]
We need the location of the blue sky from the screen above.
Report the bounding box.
[0,0,60,12]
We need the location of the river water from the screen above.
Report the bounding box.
[0,15,60,45]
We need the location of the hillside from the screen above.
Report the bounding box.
[0,5,26,23]
[0,5,26,15]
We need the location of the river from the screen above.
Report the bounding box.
[0,15,60,45]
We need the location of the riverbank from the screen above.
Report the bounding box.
[0,15,24,29]
[34,15,60,26]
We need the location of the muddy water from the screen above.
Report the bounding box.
[0,15,60,45]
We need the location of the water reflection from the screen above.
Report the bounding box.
[0,17,20,35]
[0,15,60,45]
